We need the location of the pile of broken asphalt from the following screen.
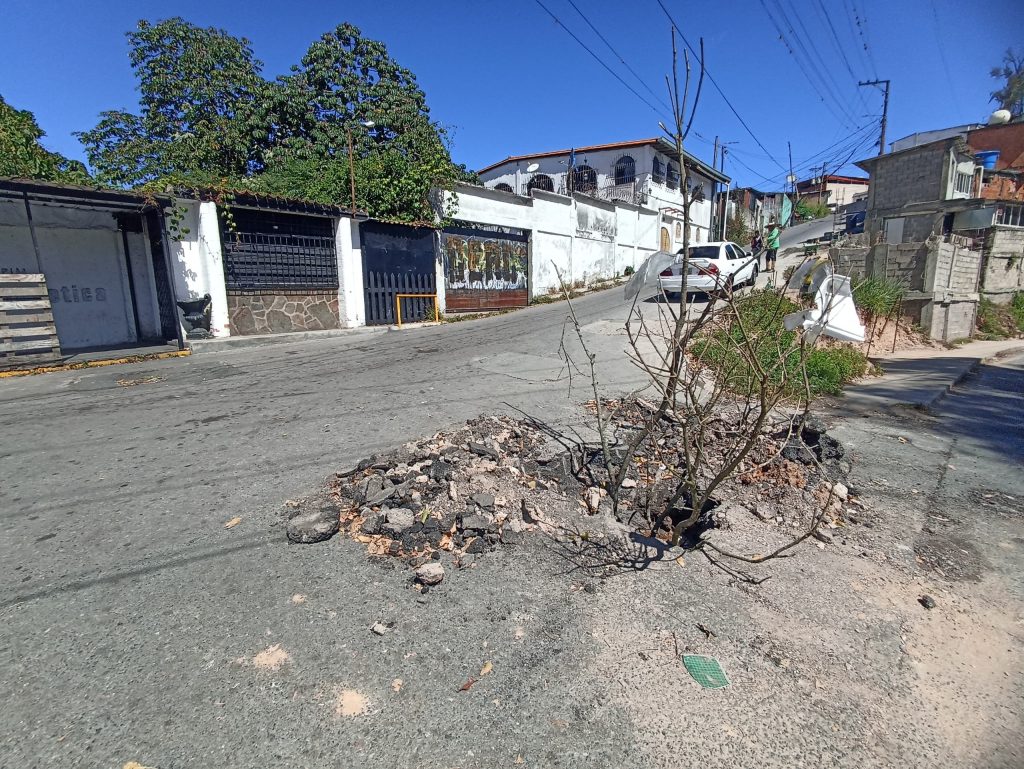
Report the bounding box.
[283,403,873,587]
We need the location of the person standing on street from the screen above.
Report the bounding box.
[765,221,780,272]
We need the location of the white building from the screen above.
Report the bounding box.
[477,138,730,251]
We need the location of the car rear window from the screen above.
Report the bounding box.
[687,246,719,260]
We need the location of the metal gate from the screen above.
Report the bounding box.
[221,208,338,290]
[441,221,529,312]
[360,221,437,325]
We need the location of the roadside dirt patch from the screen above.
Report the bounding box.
[334,688,369,717]
[251,644,291,671]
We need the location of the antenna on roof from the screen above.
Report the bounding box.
[526,163,540,173]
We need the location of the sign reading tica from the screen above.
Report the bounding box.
[48,285,109,303]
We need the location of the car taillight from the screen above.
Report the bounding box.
[698,263,719,276]
[660,269,673,277]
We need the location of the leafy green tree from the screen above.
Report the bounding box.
[990,48,1024,118]
[79,18,467,223]
[725,214,750,246]
[76,18,268,187]
[260,22,464,222]
[0,95,90,183]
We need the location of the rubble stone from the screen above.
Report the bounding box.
[430,459,453,481]
[360,512,384,535]
[469,442,500,460]
[383,508,415,536]
[799,414,828,441]
[416,562,445,585]
[470,492,496,510]
[461,514,496,533]
[287,508,340,544]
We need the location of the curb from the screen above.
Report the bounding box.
[924,344,1024,409]
[0,349,190,379]
[188,325,386,354]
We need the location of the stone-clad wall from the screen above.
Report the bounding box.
[227,290,340,335]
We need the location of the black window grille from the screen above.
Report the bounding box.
[572,164,597,192]
[221,208,338,290]
[614,155,636,186]
[494,183,514,193]
[527,174,554,193]
[667,163,680,190]
[652,156,664,184]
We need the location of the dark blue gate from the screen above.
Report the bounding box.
[360,221,437,325]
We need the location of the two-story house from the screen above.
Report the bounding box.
[477,138,730,251]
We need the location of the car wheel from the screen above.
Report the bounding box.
[749,265,759,287]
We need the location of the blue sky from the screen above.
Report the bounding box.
[2,0,1022,189]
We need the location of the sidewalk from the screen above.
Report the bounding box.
[834,338,1024,413]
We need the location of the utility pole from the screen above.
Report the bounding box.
[710,136,719,237]
[717,140,736,240]
[859,79,891,155]
[787,140,795,226]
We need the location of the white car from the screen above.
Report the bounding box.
[658,241,759,296]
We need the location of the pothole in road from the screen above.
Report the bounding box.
[914,533,985,582]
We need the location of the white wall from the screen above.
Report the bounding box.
[335,216,366,327]
[444,183,664,296]
[0,197,162,349]
[479,142,719,241]
[166,199,230,338]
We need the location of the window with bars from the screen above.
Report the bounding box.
[666,163,680,190]
[494,183,514,193]
[221,208,338,290]
[614,155,636,186]
[953,171,974,196]
[652,156,664,184]
[527,174,554,193]
[572,164,597,192]
[996,203,1024,228]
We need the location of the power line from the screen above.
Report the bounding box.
[811,0,871,112]
[760,0,860,128]
[850,0,879,79]
[654,0,787,172]
[729,121,878,188]
[840,0,874,78]
[534,0,670,121]
[776,0,863,123]
[563,0,673,114]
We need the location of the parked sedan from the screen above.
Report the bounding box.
[657,241,759,296]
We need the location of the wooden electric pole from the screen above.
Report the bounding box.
[859,79,891,155]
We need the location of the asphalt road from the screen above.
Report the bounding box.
[3,255,1019,768]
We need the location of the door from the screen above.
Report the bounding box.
[360,221,437,325]
[660,227,670,251]
[441,222,528,312]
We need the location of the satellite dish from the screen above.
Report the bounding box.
[989,109,1012,125]
[526,163,540,173]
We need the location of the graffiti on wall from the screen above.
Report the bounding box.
[442,232,528,290]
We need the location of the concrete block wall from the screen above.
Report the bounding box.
[444,183,662,297]
[980,226,1024,302]
[830,246,868,280]
[861,240,982,342]
[868,143,949,211]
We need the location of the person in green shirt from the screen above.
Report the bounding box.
[764,222,781,272]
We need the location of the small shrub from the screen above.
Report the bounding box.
[976,297,1023,339]
[853,277,904,318]
[693,289,868,397]
[1011,292,1024,332]
[623,265,635,276]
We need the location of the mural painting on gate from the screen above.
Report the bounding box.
[442,233,527,290]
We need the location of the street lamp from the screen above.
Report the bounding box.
[346,120,375,216]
